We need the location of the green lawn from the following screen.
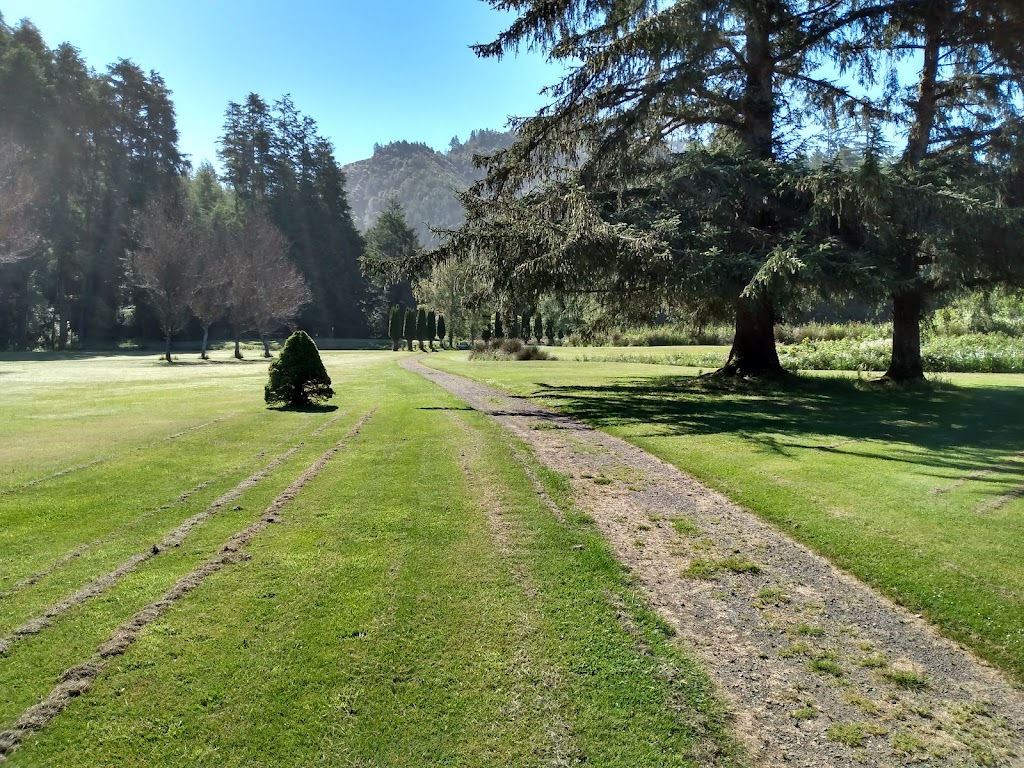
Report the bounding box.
[425,353,1024,682]
[0,352,739,766]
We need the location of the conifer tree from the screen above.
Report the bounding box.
[416,307,428,351]
[427,310,437,351]
[435,0,939,377]
[403,307,416,351]
[388,304,403,351]
[544,316,555,345]
[437,314,447,349]
[533,313,543,344]
[493,313,503,339]
[265,330,333,407]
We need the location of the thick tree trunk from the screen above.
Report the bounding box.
[164,332,172,364]
[719,297,785,377]
[392,339,399,351]
[884,285,925,381]
[200,325,210,360]
[234,331,242,359]
[882,11,942,383]
[260,335,271,358]
[406,338,413,352]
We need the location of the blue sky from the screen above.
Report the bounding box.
[0,0,564,167]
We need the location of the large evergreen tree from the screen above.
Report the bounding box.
[436,0,924,376]
[360,198,419,334]
[219,94,367,337]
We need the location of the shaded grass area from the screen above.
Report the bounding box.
[426,354,1024,682]
[3,352,741,766]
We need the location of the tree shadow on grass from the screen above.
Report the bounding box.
[528,374,1024,489]
[417,406,474,411]
[269,403,339,413]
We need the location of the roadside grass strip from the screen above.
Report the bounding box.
[0,411,375,763]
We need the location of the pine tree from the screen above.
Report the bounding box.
[388,304,403,351]
[437,1,934,377]
[533,313,543,345]
[416,307,428,351]
[426,310,437,351]
[403,307,416,352]
[437,314,447,349]
[265,330,333,407]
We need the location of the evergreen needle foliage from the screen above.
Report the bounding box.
[264,331,334,407]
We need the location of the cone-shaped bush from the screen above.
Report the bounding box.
[534,313,543,344]
[437,314,447,348]
[265,330,334,407]
[494,313,504,338]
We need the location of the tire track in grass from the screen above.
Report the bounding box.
[0,413,240,496]
[445,411,580,766]
[933,450,1024,496]
[0,409,375,763]
[0,436,313,656]
[0,417,327,602]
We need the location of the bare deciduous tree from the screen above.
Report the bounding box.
[189,224,230,359]
[136,200,197,363]
[226,212,310,358]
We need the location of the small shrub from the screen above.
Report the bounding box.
[809,656,844,677]
[468,337,551,361]
[826,722,868,748]
[265,331,333,408]
[880,667,928,690]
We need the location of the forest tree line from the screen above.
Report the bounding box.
[0,16,371,351]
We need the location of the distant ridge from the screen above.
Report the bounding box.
[342,129,515,245]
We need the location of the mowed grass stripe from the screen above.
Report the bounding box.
[0,413,351,635]
[8,359,742,767]
[0,411,375,763]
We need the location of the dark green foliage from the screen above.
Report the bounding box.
[219,94,367,337]
[426,310,437,350]
[494,313,503,339]
[403,307,416,352]
[360,199,420,335]
[534,313,543,344]
[544,316,555,345]
[416,307,428,351]
[437,314,447,348]
[388,304,403,351]
[264,331,333,407]
[481,318,492,342]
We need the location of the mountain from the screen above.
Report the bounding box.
[342,129,515,245]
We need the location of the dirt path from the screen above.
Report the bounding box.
[402,356,1024,768]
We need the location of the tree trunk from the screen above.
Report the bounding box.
[406,338,413,352]
[719,297,785,377]
[392,339,399,352]
[200,325,210,360]
[260,335,271,358]
[884,283,925,381]
[882,11,942,383]
[234,331,242,359]
[164,332,172,363]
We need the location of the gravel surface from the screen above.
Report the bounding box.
[403,356,1024,768]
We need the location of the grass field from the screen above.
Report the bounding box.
[0,352,740,766]
[425,353,1024,683]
